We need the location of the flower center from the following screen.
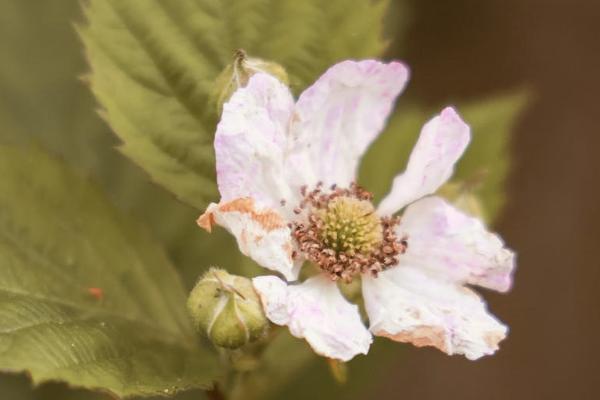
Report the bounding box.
[291,183,406,282]
[316,197,382,255]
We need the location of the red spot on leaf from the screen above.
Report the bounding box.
[87,287,104,300]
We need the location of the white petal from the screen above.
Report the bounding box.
[290,60,409,188]
[215,73,300,208]
[378,107,470,215]
[398,196,515,292]
[198,198,298,281]
[363,267,507,360]
[253,275,372,361]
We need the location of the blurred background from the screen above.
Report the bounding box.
[1,0,598,399]
[380,1,599,399]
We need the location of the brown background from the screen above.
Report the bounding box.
[379,0,600,398]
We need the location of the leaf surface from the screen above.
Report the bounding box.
[80,0,390,209]
[0,146,219,397]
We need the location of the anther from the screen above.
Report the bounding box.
[290,183,404,282]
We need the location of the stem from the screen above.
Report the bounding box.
[205,383,226,400]
[208,326,286,400]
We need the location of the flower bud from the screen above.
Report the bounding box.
[187,268,268,349]
[212,49,289,114]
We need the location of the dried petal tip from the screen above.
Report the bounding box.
[211,49,289,113]
[187,268,268,349]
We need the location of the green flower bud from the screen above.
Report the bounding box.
[212,49,289,114]
[187,268,268,349]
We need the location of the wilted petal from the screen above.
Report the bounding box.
[198,198,298,281]
[363,266,507,360]
[215,73,301,208]
[291,60,409,188]
[253,274,372,361]
[378,107,470,215]
[397,196,515,292]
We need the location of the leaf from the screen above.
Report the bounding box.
[359,104,426,202]
[269,339,404,400]
[0,1,106,154]
[360,92,528,222]
[0,374,110,400]
[79,0,390,210]
[455,92,529,221]
[0,145,220,397]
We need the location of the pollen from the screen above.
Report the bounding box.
[316,197,382,255]
[291,183,407,282]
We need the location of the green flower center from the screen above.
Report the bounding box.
[316,197,383,255]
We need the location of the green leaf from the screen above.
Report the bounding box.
[269,340,404,400]
[0,145,220,397]
[360,92,528,222]
[455,92,529,221]
[359,104,426,202]
[79,0,389,210]
[0,0,255,312]
[0,1,107,155]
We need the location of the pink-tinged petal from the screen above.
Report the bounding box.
[253,274,372,361]
[215,73,300,208]
[198,198,298,281]
[378,107,470,214]
[363,267,507,360]
[290,60,409,188]
[398,196,515,292]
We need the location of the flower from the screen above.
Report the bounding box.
[198,60,515,362]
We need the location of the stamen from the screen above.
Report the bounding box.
[317,197,382,254]
[291,183,406,282]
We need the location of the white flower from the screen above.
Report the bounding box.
[198,60,515,362]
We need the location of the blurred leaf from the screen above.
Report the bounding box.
[0,374,109,400]
[269,339,404,400]
[0,373,211,400]
[79,0,390,210]
[0,0,243,294]
[0,145,220,397]
[0,0,181,246]
[361,92,528,222]
[0,1,106,157]
[456,92,529,221]
[359,104,425,201]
